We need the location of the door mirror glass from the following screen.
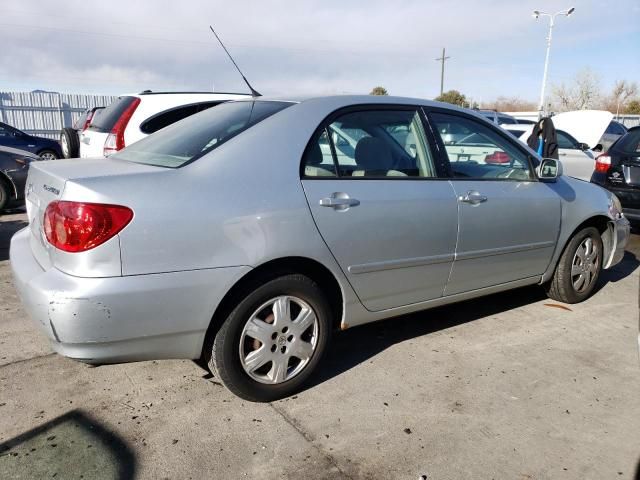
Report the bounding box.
[538,158,562,181]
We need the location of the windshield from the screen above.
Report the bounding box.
[112,100,292,168]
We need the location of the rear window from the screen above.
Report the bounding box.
[616,128,640,154]
[112,100,292,168]
[139,102,222,134]
[89,96,138,132]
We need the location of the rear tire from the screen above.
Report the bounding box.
[205,274,332,402]
[60,128,80,158]
[545,226,603,303]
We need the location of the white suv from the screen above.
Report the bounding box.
[79,91,250,158]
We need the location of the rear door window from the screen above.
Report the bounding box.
[88,96,138,132]
[302,109,436,178]
[139,102,222,134]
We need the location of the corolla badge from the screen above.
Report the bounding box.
[43,184,60,196]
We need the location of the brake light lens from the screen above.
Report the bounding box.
[82,111,95,132]
[485,151,511,164]
[103,97,141,156]
[595,154,611,173]
[43,201,133,252]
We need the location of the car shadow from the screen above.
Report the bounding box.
[0,218,28,261]
[306,285,548,391]
[0,409,136,479]
[306,246,639,392]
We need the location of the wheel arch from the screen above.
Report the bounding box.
[543,214,612,283]
[0,170,17,200]
[200,256,345,359]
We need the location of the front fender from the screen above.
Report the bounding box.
[540,176,617,282]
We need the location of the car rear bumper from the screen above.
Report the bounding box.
[10,227,250,363]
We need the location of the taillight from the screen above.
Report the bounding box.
[43,201,133,252]
[595,154,611,174]
[82,111,94,132]
[485,151,511,164]
[103,97,141,156]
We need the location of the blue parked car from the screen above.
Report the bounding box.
[0,122,62,160]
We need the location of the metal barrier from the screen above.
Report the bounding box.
[0,91,118,140]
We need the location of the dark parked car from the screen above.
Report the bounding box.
[60,106,105,158]
[0,122,62,161]
[591,126,640,222]
[0,145,40,212]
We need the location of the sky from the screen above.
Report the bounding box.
[1,0,638,105]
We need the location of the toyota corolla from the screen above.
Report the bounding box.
[10,96,630,401]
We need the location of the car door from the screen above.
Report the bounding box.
[301,106,458,312]
[426,109,561,296]
[556,130,594,181]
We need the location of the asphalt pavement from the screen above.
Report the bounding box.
[1,210,639,480]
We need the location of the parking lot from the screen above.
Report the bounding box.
[0,209,639,479]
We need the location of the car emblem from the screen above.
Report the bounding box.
[43,184,60,196]
[612,172,620,178]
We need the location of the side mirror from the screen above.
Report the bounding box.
[538,158,563,182]
[577,142,590,151]
[592,144,603,152]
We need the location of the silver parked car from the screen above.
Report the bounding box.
[10,96,630,401]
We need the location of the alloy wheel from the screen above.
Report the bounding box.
[571,237,599,293]
[239,295,318,384]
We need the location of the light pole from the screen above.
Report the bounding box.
[533,7,575,118]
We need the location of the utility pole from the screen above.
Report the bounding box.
[435,47,450,96]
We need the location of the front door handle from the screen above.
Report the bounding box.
[458,190,488,205]
[319,192,360,210]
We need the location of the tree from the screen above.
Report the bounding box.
[550,68,602,111]
[483,96,537,112]
[435,90,469,108]
[370,86,388,96]
[600,80,638,114]
[625,99,640,114]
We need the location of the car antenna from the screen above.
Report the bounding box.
[209,25,261,97]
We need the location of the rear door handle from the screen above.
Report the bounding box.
[458,190,487,205]
[319,192,360,210]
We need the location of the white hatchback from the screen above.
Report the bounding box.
[79,91,250,158]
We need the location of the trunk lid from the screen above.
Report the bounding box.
[550,110,613,150]
[25,157,163,271]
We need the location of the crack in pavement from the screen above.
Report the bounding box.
[269,402,356,480]
[0,353,56,370]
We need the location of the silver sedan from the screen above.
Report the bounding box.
[10,96,630,401]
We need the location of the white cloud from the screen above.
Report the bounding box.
[1,0,638,101]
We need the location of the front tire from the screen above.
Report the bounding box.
[207,274,332,402]
[546,226,603,303]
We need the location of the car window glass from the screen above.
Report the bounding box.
[498,116,517,125]
[617,129,640,154]
[301,130,337,177]
[303,109,436,178]
[112,101,292,168]
[140,102,222,134]
[430,112,533,181]
[556,131,577,149]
